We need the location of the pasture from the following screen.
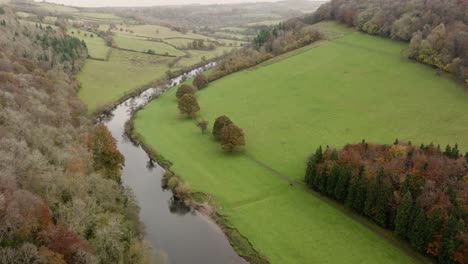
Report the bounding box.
[70,28,109,60]
[134,22,467,263]
[113,35,185,56]
[77,49,172,111]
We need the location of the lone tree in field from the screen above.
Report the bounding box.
[178,94,200,117]
[176,84,195,99]
[212,115,232,140]
[193,74,208,89]
[197,120,209,134]
[220,124,245,152]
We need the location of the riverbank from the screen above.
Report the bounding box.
[123,86,269,264]
[98,63,247,263]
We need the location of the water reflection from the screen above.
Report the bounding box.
[100,62,246,264]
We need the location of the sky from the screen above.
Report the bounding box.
[34,0,296,7]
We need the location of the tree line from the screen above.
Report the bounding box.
[207,19,323,82]
[304,141,467,263]
[307,0,467,84]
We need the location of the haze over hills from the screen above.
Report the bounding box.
[34,0,318,7]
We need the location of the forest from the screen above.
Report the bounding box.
[307,0,467,84]
[305,142,467,264]
[0,8,153,263]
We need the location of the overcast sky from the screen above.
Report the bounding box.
[35,0,299,7]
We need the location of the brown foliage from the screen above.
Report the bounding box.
[87,124,124,182]
[220,124,245,152]
[40,226,92,263]
[177,93,200,117]
[212,115,232,140]
[193,74,208,89]
[176,84,195,99]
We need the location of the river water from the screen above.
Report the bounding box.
[100,64,246,264]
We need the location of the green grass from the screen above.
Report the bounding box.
[113,34,185,56]
[113,24,211,40]
[134,22,467,263]
[78,49,172,111]
[69,28,109,60]
[174,47,236,69]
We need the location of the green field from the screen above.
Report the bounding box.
[134,22,467,263]
[113,35,185,56]
[70,28,109,60]
[78,49,172,111]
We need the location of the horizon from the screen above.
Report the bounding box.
[34,0,317,7]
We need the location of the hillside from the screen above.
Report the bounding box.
[308,0,468,84]
[0,8,153,263]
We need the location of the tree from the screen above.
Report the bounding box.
[326,165,340,196]
[395,191,414,239]
[193,74,208,89]
[353,166,367,214]
[364,168,383,218]
[438,214,463,264]
[345,176,358,209]
[87,124,124,182]
[318,166,328,193]
[212,115,232,140]
[176,84,195,99]
[374,184,391,227]
[197,120,209,134]
[409,205,432,252]
[220,124,245,152]
[304,154,317,187]
[177,94,200,117]
[334,166,351,202]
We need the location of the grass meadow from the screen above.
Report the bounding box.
[134,22,467,263]
[113,35,185,56]
[70,28,109,60]
[77,49,172,111]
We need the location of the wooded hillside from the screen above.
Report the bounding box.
[0,8,152,263]
[307,0,467,84]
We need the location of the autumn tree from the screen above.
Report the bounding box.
[212,115,233,140]
[220,124,245,152]
[177,94,200,117]
[87,124,124,182]
[193,74,208,89]
[176,84,195,99]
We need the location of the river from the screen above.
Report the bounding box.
[100,63,246,264]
